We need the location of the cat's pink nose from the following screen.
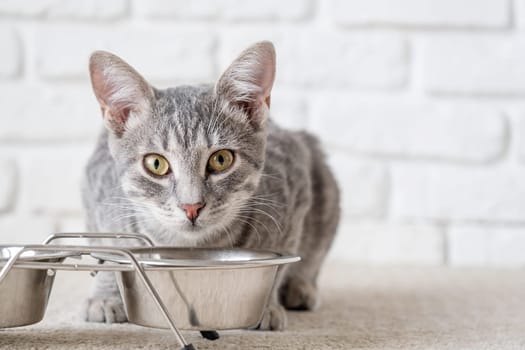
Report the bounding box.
[180,202,205,223]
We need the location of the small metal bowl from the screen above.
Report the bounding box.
[97,247,300,330]
[0,246,72,328]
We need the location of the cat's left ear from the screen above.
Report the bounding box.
[89,51,154,137]
[216,41,276,127]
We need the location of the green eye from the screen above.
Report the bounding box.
[143,154,170,176]
[208,150,234,173]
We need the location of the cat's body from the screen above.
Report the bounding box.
[82,42,339,330]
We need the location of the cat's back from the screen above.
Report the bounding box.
[266,121,312,168]
[262,120,339,265]
[264,120,330,188]
[262,120,337,211]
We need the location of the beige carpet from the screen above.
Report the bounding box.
[1,262,525,349]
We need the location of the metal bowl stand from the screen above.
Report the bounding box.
[0,233,224,350]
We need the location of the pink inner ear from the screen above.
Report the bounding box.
[90,66,110,107]
[253,50,275,105]
[89,50,153,137]
[105,106,130,136]
[90,59,137,135]
[114,106,131,125]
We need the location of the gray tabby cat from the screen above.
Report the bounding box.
[83,41,339,330]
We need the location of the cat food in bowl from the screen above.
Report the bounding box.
[0,247,73,328]
[96,247,300,330]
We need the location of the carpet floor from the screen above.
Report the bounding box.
[1,262,525,349]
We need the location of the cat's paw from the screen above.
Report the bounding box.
[257,302,287,331]
[281,277,319,311]
[85,296,127,323]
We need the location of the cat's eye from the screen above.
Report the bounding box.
[208,149,234,173]
[143,154,170,176]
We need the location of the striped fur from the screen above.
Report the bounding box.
[83,42,340,330]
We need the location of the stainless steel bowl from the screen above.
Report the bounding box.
[0,246,72,328]
[97,247,300,330]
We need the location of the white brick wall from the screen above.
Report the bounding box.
[422,36,525,95]
[0,0,128,19]
[330,0,509,28]
[219,29,408,89]
[392,164,525,222]
[0,158,16,212]
[36,25,216,84]
[310,96,507,162]
[136,0,313,21]
[0,84,101,141]
[0,25,20,77]
[0,214,55,244]
[15,146,92,214]
[0,0,524,267]
[519,115,525,160]
[331,219,445,264]
[327,152,388,218]
[448,225,525,266]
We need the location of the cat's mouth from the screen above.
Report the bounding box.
[149,206,231,240]
[146,210,196,229]
[180,220,205,231]
[156,212,210,234]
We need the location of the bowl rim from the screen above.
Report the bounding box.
[92,246,301,269]
[0,245,77,262]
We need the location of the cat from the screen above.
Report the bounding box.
[82,41,340,330]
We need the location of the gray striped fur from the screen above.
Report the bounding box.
[83,42,340,330]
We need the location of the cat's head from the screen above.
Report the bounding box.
[89,41,276,244]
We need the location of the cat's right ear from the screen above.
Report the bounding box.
[89,51,154,137]
[216,41,276,128]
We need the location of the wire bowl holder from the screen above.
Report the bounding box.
[0,233,300,349]
[0,233,196,349]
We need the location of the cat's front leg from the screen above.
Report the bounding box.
[258,294,287,331]
[257,267,288,331]
[85,271,127,323]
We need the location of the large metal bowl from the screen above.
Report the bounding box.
[0,246,72,328]
[97,247,300,330]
